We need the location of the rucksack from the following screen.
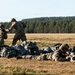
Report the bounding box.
[25,41,40,55]
[19,21,26,29]
[12,44,30,56]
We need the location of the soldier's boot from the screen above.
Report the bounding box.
[21,41,27,47]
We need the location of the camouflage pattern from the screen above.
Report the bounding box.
[0,44,30,58]
[0,41,72,62]
[0,24,7,45]
[40,46,53,54]
[70,46,75,62]
[24,41,40,55]
[29,53,53,60]
[70,52,75,62]
[12,44,30,55]
[51,43,70,61]
[16,55,32,60]
[0,27,4,44]
[38,53,53,60]
[0,46,16,58]
[8,21,26,45]
[51,43,62,51]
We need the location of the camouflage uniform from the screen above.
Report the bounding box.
[52,43,70,61]
[0,24,7,45]
[8,18,26,45]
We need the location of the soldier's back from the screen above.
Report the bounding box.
[14,22,25,33]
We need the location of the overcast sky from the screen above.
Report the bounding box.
[0,0,75,22]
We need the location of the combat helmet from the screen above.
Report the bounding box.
[59,43,69,51]
[11,18,16,23]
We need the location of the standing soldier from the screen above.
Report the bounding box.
[6,18,26,45]
[0,24,7,45]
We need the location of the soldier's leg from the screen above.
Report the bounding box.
[0,39,4,51]
[0,39,4,45]
[12,35,18,45]
[21,34,27,41]
[21,34,27,46]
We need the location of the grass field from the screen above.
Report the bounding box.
[1,33,75,75]
[5,33,75,47]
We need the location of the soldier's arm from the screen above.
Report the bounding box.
[6,22,16,32]
[8,22,16,31]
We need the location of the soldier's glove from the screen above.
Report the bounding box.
[5,29,9,33]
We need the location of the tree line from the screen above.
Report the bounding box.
[2,17,75,33]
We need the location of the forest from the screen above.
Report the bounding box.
[2,16,75,33]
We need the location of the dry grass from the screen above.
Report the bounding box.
[2,33,75,75]
[0,58,75,75]
[5,33,75,47]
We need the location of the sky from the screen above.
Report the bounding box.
[0,0,75,22]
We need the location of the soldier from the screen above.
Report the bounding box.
[6,18,26,45]
[0,24,7,45]
[52,43,70,61]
